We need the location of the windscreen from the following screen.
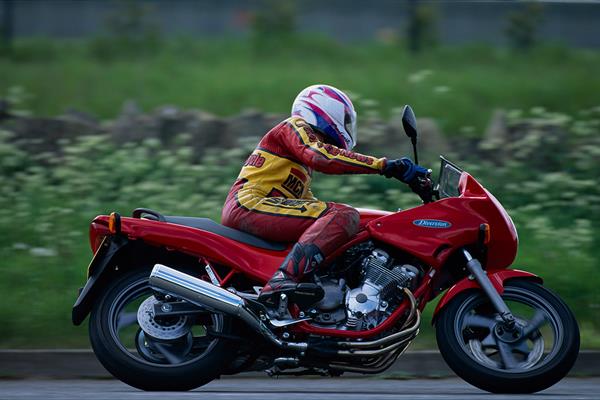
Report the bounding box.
[437,157,463,198]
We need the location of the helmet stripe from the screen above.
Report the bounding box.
[301,101,346,147]
[322,86,352,112]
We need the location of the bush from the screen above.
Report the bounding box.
[406,0,439,53]
[249,0,297,54]
[505,3,544,51]
[89,0,161,61]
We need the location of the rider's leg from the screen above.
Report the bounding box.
[260,203,360,299]
[222,196,360,300]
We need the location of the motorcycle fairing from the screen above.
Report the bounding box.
[91,215,291,283]
[367,173,518,271]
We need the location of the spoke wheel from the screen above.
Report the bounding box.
[436,279,579,394]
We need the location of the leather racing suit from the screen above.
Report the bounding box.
[222,116,387,294]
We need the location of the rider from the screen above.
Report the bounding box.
[221,84,429,306]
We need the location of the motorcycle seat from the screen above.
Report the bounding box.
[165,216,288,251]
[131,209,288,251]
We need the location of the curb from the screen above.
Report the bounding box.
[1,350,598,379]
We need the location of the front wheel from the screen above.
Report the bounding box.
[89,268,238,391]
[436,279,579,393]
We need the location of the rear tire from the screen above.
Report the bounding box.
[436,279,579,393]
[89,268,238,391]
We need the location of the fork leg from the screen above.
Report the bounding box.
[462,249,516,327]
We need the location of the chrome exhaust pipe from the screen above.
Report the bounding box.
[149,264,307,351]
[149,264,245,315]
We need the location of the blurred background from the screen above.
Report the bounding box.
[0,0,598,350]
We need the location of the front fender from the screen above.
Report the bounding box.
[432,269,542,324]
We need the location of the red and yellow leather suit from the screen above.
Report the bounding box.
[222,116,387,285]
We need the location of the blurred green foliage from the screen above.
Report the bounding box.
[89,0,161,61]
[1,38,599,135]
[0,103,598,348]
[505,2,544,51]
[406,0,439,53]
[251,0,296,46]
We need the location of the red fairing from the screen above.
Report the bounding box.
[89,220,109,252]
[92,215,289,283]
[432,269,543,320]
[356,207,392,229]
[366,172,518,271]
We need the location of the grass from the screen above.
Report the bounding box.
[1,38,600,135]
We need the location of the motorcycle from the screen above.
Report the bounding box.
[72,105,579,393]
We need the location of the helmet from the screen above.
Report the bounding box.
[291,84,357,150]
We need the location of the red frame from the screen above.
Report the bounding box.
[89,172,526,339]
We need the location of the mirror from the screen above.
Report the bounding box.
[401,105,418,141]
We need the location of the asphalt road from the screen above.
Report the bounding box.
[1,378,599,400]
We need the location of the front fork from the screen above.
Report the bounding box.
[462,249,516,328]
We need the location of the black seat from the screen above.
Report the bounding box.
[132,208,288,251]
[164,216,288,251]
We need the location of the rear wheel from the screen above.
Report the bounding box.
[436,279,579,393]
[89,268,238,391]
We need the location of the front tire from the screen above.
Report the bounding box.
[89,268,238,391]
[436,279,579,393]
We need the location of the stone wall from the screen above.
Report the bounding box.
[1,100,461,162]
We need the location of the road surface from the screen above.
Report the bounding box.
[1,378,599,400]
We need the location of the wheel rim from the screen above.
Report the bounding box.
[106,275,223,367]
[453,285,563,373]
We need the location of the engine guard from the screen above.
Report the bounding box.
[432,269,542,324]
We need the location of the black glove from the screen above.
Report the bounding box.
[382,157,429,184]
[409,171,434,203]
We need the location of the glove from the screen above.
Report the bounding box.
[382,157,429,184]
[409,173,434,203]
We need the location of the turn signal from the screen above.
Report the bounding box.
[480,223,491,245]
[108,212,121,235]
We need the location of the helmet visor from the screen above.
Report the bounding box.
[344,111,357,148]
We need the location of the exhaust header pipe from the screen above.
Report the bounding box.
[149,264,307,351]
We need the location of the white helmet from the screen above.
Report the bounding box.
[291,84,357,150]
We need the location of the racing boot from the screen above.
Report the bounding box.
[258,243,325,309]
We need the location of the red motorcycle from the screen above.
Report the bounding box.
[72,106,579,393]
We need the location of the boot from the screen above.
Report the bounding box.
[258,243,325,308]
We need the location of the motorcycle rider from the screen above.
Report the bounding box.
[222,84,429,307]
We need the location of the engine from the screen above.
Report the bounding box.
[310,243,421,330]
[346,249,419,330]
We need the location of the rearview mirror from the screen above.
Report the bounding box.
[402,105,419,164]
[402,105,418,141]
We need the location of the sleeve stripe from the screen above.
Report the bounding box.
[286,119,383,171]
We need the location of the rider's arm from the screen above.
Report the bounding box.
[283,118,386,175]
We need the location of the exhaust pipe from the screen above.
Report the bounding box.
[149,264,307,351]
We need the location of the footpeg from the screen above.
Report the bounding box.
[269,316,312,328]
